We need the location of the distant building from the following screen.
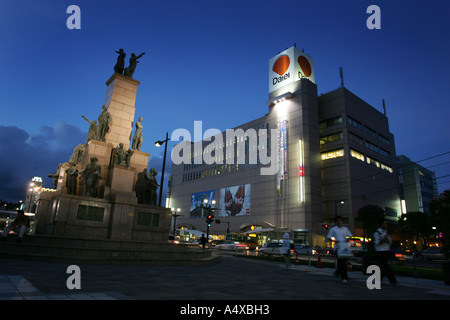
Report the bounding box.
[397,155,438,214]
[24,177,43,213]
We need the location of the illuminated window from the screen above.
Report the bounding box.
[381,163,393,173]
[320,132,343,145]
[350,149,365,162]
[366,156,380,168]
[321,149,344,160]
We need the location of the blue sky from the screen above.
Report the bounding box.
[0,0,449,202]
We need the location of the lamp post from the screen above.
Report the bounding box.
[201,199,217,245]
[334,200,345,219]
[155,132,170,207]
[27,183,39,213]
[171,208,182,237]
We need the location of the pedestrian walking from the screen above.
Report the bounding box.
[281,233,291,268]
[199,234,207,249]
[374,219,397,285]
[326,216,352,283]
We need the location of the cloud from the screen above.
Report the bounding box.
[0,122,86,202]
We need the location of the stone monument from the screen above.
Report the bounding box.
[35,50,166,243]
[4,50,219,266]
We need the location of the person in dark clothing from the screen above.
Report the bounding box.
[1,210,30,243]
[199,234,207,249]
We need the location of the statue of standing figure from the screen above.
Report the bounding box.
[65,162,79,195]
[79,157,102,197]
[48,164,64,189]
[114,49,126,74]
[132,116,143,151]
[146,168,159,206]
[124,52,145,79]
[81,115,98,141]
[97,105,112,142]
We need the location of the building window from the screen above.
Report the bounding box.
[348,116,362,130]
[320,132,343,145]
[319,115,342,129]
[379,148,391,159]
[321,149,345,160]
[350,149,365,162]
[349,132,364,146]
[378,134,390,145]
[381,163,393,173]
[364,125,377,139]
[365,141,379,153]
[366,156,380,168]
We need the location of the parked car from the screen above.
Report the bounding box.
[258,243,282,256]
[415,248,448,261]
[293,244,313,255]
[216,241,249,251]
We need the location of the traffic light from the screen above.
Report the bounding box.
[322,224,329,230]
[206,214,214,227]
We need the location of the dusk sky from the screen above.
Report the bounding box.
[0,0,449,203]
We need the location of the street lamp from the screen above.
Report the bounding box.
[27,183,39,213]
[171,208,183,237]
[155,132,170,207]
[335,200,345,219]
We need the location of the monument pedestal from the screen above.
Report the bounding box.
[104,73,140,150]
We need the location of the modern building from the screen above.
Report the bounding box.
[167,45,402,247]
[397,155,438,214]
[318,88,401,236]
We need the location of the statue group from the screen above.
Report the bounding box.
[50,156,159,204]
[82,106,143,151]
[114,48,145,79]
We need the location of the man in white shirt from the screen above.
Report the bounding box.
[374,219,397,284]
[326,216,352,283]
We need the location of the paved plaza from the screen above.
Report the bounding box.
[1,254,449,302]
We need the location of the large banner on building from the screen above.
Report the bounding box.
[219,184,251,216]
[190,189,215,218]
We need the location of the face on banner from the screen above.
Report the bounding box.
[219,184,251,216]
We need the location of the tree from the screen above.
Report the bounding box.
[398,211,431,250]
[430,189,450,258]
[357,204,385,240]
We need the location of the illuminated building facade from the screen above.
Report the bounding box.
[168,45,401,246]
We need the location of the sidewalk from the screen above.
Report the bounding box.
[1,255,449,300]
[0,275,129,300]
[285,262,450,296]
